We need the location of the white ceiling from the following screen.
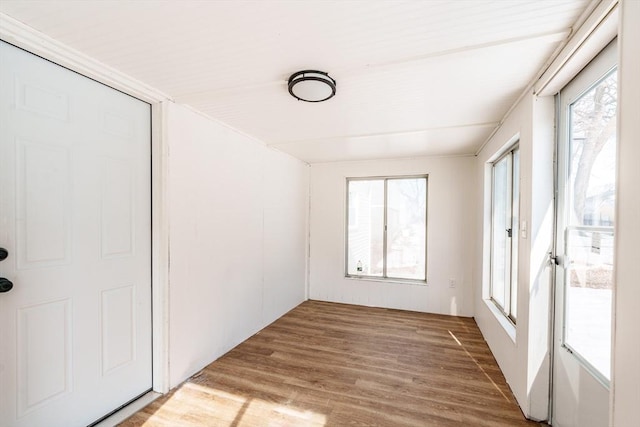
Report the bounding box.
[0,0,591,163]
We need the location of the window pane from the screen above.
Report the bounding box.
[510,149,519,320]
[568,71,617,229]
[564,70,616,380]
[564,229,613,380]
[347,180,384,276]
[491,157,509,309]
[386,178,426,280]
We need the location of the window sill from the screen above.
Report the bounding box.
[345,275,428,286]
[484,299,516,343]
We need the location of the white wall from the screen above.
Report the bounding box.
[474,93,555,420]
[309,156,476,316]
[475,5,640,423]
[611,1,640,425]
[166,102,309,387]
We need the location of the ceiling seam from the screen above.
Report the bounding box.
[267,122,500,146]
[172,29,570,103]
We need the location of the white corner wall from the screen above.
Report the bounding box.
[611,1,640,425]
[166,102,309,388]
[475,5,640,421]
[474,93,555,420]
[309,156,476,316]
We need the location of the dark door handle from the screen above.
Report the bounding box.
[0,247,7,261]
[0,278,13,293]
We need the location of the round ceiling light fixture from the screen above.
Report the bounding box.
[288,70,336,102]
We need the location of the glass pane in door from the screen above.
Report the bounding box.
[564,70,617,380]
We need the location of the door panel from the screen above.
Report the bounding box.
[17,298,72,416]
[101,285,136,374]
[17,140,71,268]
[552,40,616,427]
[0,41,152,427]
[100,157,135,258]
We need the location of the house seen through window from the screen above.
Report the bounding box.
[346,176,427,282]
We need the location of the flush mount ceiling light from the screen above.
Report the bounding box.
[288,70,336,102]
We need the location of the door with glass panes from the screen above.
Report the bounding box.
[552,40,616,427]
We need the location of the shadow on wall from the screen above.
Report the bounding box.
[527,201,554,420]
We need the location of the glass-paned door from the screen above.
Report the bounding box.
[552,40,616,427]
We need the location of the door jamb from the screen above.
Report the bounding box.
[547,93,561,424]
[151,102,170,394]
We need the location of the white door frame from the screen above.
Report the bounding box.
[0,13,172,395]
[550,40,617,427]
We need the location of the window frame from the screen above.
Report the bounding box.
[489,144,520,324]
[345,175,428,283]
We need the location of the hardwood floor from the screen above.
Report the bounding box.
[120,301,544,426]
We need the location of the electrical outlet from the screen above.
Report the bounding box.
[449,278,456,288]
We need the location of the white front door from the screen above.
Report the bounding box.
[0,41,152,427]
[552,40,617,427]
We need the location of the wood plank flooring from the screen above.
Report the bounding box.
[120,301,545,427]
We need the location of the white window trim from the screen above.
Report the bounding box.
[489,144,520,324]
[482,134,520,335]
[345,175,428,284]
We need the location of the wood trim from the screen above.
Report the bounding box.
[534,0,619,96]
[0,12,171,104]
[151,102,170,394]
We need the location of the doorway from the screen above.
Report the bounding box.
[0,41,152,426]
[552,40,617,427]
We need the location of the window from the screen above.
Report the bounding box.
[346,176,427,282]
[490,146,519,322]
[560,66,617,381]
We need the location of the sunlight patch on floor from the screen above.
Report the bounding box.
[129,381,326,427]
[448,330,511,402]
[235,398,327,426]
